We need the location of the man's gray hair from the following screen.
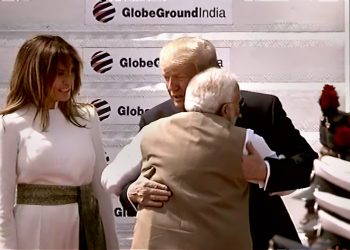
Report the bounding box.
[185,67,239,113]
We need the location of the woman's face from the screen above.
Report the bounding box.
[47,61,75,108]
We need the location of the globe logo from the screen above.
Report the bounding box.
[93,0,116,23]
[90,51,113,74]
[91,99,111,122]
[105,152,110,164]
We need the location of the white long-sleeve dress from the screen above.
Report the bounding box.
[0,105,119,249]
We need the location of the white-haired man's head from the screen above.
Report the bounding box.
[184,67,240,123]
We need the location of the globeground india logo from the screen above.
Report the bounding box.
[93,0,116,23]
[91,98,111,121]
[90,98,111,163]
[90,51,113,74]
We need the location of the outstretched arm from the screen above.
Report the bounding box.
[102,124,171,214]
[117,105,175,214]
[264,97,318,192]
[101,131,144,196]
[242,135,294,196]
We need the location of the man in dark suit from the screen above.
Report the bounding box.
[102,37,318,250]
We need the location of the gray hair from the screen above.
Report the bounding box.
[184,68,239,113]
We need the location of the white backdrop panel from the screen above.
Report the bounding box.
[0,0,85,29]
[85,0,233,25]
[231,0,344,31]
[0,40,342,83]
[85,96,168,124]
[0,47,18,82]
[0,0,344,32]
[82,47,231,76]
[230,40,345,82]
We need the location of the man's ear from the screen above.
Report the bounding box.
[220,103,230,117]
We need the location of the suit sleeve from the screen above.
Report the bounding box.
[0,117,18,249]
[101,131,143,196]
[89,107,119,249]
[119,182,137,216]
[264,97,318,193]
[117,114,148,216]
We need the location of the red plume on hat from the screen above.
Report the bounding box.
[318,84,340,116]
[319,84,350,159]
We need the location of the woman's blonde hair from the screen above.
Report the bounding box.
[159,37,219,74]
[0,34,87,131]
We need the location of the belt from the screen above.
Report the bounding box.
[17,183,84,205]
[16,183,106,250]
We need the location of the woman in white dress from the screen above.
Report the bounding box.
[0,35,119,249]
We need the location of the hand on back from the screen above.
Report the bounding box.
[127,175,172,208]
[241,142,267,182]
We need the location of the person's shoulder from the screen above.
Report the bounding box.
[145,99,174,114]
[143,108,178,127]
[0,106,33,131]
[241,90,278,103]
[1,106,32,124]
[75,103,98,121]
[1,111,21,123]
[142,112,185,135]
[141,99,177,120]
[240,90,281,111]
